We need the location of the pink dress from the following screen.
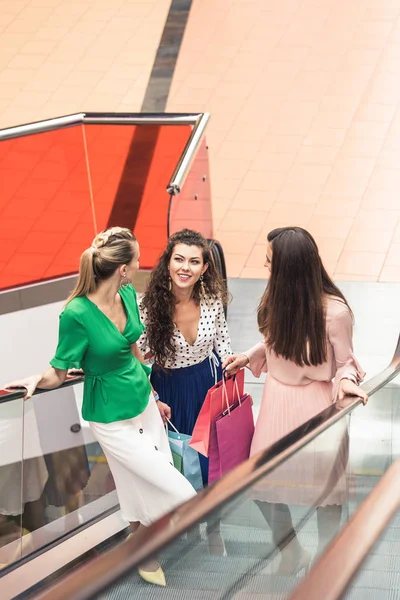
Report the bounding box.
[247,297,365,506]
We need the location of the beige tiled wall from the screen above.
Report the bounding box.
[0,0,170,127]
[167,0,400,282]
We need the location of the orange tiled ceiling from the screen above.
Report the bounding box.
[166,0,400,282]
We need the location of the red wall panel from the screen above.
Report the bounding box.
[0,122,209,291]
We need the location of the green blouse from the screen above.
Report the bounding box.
[50,285,151,424]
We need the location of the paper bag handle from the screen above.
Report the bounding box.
[165,417,180,434]
[221,372,242,416]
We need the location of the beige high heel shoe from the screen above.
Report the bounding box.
[138,566,166,587]
[126,532,166,587]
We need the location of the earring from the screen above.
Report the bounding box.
[168,276,172,291]
[120,273,129,288]
[200,274,205,296]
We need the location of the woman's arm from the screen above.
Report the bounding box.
[38,367,68,389]
[329,308,367,403]
[223,341,267,378]
[6,367,67,400]
[244,341,268,377]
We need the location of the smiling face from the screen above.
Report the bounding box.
[168,243,208,291]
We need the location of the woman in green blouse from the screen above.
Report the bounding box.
[6,227,196,587]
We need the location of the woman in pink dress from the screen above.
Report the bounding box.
[223,227,367,575]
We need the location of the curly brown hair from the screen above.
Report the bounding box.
[141,229,227,367]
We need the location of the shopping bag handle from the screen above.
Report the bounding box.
[222,369,242,399]
[222,377,230,414]
[230,372,242,404]
[165,417,180,434]
[221,373,242,416]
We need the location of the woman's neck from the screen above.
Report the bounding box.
[90,280,120,308]
[173,285,194,305]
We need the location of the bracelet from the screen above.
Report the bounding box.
[153,392,160,402]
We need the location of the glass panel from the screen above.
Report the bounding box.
[92,378,400,600]
[348,373,400,516]
[0,126,94,291]
[83,123,194,268]
[0,393,24,570]
[93,411,352,598]
[20,383,119,559]
[337,376,400,599]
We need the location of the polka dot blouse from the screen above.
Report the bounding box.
[138,296,232,369]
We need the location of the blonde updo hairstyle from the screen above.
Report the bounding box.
[66,227,137,304]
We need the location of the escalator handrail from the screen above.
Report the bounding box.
[288,456,400,600]
[31,333,400,600]
[0,112,206,142]
[0,374,84,405]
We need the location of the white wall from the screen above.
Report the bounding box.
[1,300,64,385]
[0,301,96,467]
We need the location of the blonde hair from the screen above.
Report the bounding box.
[66,227,137,304]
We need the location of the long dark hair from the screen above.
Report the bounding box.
[141,229,227,367]
[257,227,352,367]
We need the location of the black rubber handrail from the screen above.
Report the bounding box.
[30,334,400,600]
[0,374,84,405]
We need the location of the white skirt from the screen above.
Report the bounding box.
[89,397,196,526]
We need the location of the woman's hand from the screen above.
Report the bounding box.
[222,354,249,376]
[338,378,368,405]
[4,374,42,400]
[156,400,171,424]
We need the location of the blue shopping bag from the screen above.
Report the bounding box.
[167,420,203,492]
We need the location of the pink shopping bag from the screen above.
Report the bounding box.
[189,369,245,457]
[208,393,255,484]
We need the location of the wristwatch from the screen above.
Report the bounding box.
[153,392,160,402]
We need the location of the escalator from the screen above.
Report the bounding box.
[1,336,397,599]
[0,376,124,589]
[290,452,400,600]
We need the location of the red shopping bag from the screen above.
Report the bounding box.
[189,369,245,457]
[208,393,255,484]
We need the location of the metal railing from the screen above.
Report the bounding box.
[0,112,209,198]
[0,373,84,405]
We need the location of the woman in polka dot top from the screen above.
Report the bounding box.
[138,229,232,490]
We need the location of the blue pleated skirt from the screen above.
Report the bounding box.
[150,355,222,486]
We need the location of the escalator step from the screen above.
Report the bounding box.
[99,568,298,599]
